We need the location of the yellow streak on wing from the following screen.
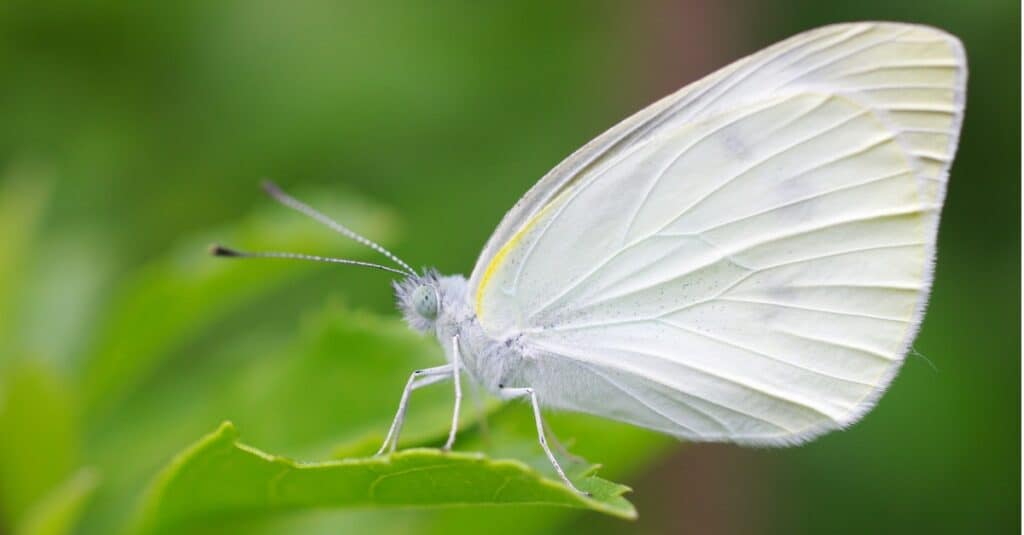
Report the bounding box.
[475,191,572,320]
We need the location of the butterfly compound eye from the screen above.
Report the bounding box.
[412,285,439,320]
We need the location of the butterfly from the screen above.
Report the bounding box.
[214,22,966,494]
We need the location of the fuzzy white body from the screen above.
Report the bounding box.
[391,272,588,492]
[400,273,705,435]
[399,274,530,394]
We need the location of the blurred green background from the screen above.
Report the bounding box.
[0,1,1019,534]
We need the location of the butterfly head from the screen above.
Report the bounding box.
[394,270,443,332]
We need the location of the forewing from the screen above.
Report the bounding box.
[471,23,965,444]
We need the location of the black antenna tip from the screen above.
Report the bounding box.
[209,244,242,257]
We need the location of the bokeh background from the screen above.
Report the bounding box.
[0,1,1019,534]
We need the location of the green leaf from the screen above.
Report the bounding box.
[133,422,634,534]
[0,360,80,528]
[15,468,100,535]
[19,230,112,370]
[0,172,52,358]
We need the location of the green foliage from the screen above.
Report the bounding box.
[14,469,99,535]
[0,174,51,358]
[80,193,397,420]
[0,360,80,527]
[133,422,634,534]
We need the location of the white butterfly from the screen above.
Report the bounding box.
[215,22,966,494]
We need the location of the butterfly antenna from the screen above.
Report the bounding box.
[209,244,410,276]
[261,180,417,276]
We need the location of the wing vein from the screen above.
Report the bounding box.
[514,93,838,296]
[619,94,832,246]
[776,328,899,362]
[655,318,876,387]
[535,242,924,327]
[715,296,909,322]
[530,100,880,319]
[573,361,718,436]
[774,27,914,88]
[681,24,868,119]
[686,168,910,237]
[652,109,879,239]
[532,340,804,431]
[854,83,957,92]
[836,62,959,78]
[662,205,930,244]
[533,126,912,319]
[744,282,921,291]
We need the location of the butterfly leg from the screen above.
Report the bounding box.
[442,335,463,451]
[499,386,588,496]
[376,364,452,455]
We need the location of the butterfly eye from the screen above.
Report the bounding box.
[412,285,438,320]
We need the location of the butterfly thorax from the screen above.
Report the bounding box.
[394,271,528,393]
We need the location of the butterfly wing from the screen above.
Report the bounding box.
[469,22,966,444]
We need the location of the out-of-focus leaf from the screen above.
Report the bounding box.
[21,231,111,370]
[79,191,397,421]
[0,360,79,528]
[132,422,634,535]
[0,172,52,357]
[15,468,100,535]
